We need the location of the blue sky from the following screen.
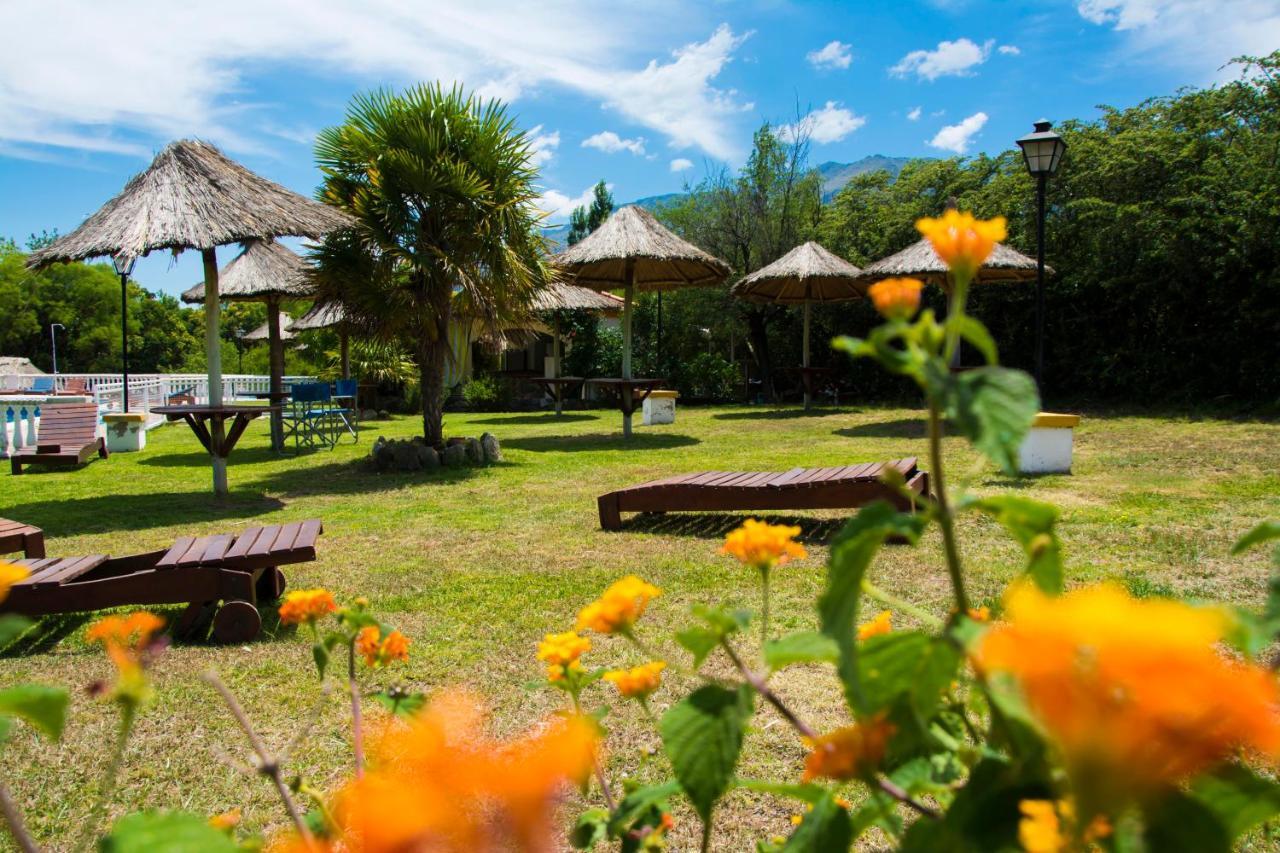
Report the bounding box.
[1,0,1275,296]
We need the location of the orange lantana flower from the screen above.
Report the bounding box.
[721,519,807,571]
[857,610,893,640]
[576,576,661,635]
[0,561,27,605]
[916,209,1007,281]
[867,277,924,320]
[86,611,166,703]
[976,583,1280,792]
[536,630,591,682]
[356,626,410,668]
[278,589,337,626]
[801,715,895,782]
[603,661,666,699]
[310,691,598,852]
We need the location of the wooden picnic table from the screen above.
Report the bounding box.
[152,404,278,460]
[524,376,585,416]
[586,378,666,438]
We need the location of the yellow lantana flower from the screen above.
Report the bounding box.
[976,583,1280,792]
[868,277,924,320]
[356,626,411,668]
[916,209,1007,281]
[721,519,806,571]
[857,610,893,640]
[278,589,337,626]
[537,630,591,682]
[577,576,661,635]
[800,714,895,782]
[603,661,666,699]
[0,561,28,605]
[1018,800,1064,853]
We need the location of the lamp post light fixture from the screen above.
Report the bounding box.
[1015,119,1067,392]
[111,253,137,411]
[50,322,65,376]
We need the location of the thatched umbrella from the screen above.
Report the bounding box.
[732,241,864,409]
[853,238,1052,290]
[291,301,353,379]
[242,312,295,342]
[182,238,312,450]
[528,282,624,376]
[28,139,350,494]
[553,205,730,434]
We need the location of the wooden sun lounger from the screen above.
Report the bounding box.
[0,518,45,558]
[597,458,929,530]
[9,403,107,475]
[0,520,323,642]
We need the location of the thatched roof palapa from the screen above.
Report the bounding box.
[552,205,730,292]
[243,312,295,342]
[855,238,1053,290]
[732,242,865,305]
[181,238,314,304]
[28,140,351,265]
[291,301,348,331]
[529,281,625,314]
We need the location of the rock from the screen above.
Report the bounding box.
[390,441,421,471]
[415,442,439,469]
[362,409,379,421]
[465,437,485,464]
[442,443,468,467]
[377,409,391,420]
[480,432,502,463]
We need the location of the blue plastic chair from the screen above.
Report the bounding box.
[331,379,359,442]
[28,377,55,394]
[282,382,337,452]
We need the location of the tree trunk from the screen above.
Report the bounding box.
[417,288,453,445]
[746,307,775,402]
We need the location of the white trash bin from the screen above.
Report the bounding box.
[1018,412,1080,474]
[103,411,148,453]
[642,390,679,426]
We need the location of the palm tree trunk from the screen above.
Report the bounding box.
[418,289,453,445]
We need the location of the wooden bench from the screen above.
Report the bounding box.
[9,403,107,475]
[0,520,323,642]
[0,518,45,558]
[598,458,928,530]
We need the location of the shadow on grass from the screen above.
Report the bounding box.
[503,433,700,453]
[834,418,927,439]
[0,612,92,659]
[257,457,490,497]
[618,511,846,543]
[713,407,856,421]
[464,413,599,425]
[138,446,283,468]
[981,474,1049,489]
[4,492,286,537]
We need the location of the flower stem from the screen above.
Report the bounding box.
[719,640,815,739]
[203,672,315,848]
[76,703,135,852]
[927,398,969,615]
[760,565,771,648]
[0,779,39,853]
[347,644,365,779]
[862,581,944,630]
[876,775,941,820]
[700,816,713,853]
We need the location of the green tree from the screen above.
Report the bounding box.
[566,180,614,246]
[313,83,555,443]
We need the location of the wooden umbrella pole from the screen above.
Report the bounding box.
[621,262,634,438]
[202,248,228,495]
[340,329,351,380]
[803,300,812,411]
[552,319,563,416]
[267,296,284,453]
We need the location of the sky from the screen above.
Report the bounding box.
[1,0,1276,296]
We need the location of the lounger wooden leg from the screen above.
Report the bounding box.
[598,493,623,531]
[10,458,22,475]
[255,567,286,602]
[176,600,216,638]
[98,440,109,459]
[23,533,44,559]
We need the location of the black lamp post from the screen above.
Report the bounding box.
[1015,119,1067,391]
[50,322,65,375]
[112,253,136,411]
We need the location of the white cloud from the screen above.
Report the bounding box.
[907,106,922,121]
[1075,1,1280,80]
[998,44,1021,55]
[670,157,694,171]
[890,38,993,81]
[0,3,752,161]
[535,183,606,222]
[929,112,988,154]
[527,125,560,167]
[582,131,646,155]
[807,40,853,70]
[776,101,866,145]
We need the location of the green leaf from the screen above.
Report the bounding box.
[1189,763,1280,840]
[858,632,959,723]
[939,366,1040,475]
[0,684,69,741]
[99,811,238,853]
[834,326,921,378]
[1231,521,1280,558]
[967,495,1064,594]
[659,685,753,823]
[368,688,426,718]
[899,756,1051,852]
[570,807,610,850]
[764,631,839,671]
[0,613,31,648]
[734,779,828,805]
[1142,789,1232,853]
[819,502,927,712]
[949,315,998,365]
[782,790,854,852]
[677,605,749,668]
[312,642,330,679]
[675,627,721,668]
[607,781,681,837]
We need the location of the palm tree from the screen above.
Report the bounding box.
[312,84,553,444]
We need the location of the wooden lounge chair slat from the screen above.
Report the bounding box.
[176,536,216,567]
[246,525,284,558]
[682,471,725,486]
[768,467,808,487]
[701,472,745,488]
[199,534,234,564]
[36,555,108,589]
[156,536,195,569]
[274,522,304,554]
[12,558,62,585]
[737,471,777,488]
[295,520,323,551]
[225,527,265,560]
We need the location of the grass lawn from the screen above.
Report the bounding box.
[1,404,1277,850]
